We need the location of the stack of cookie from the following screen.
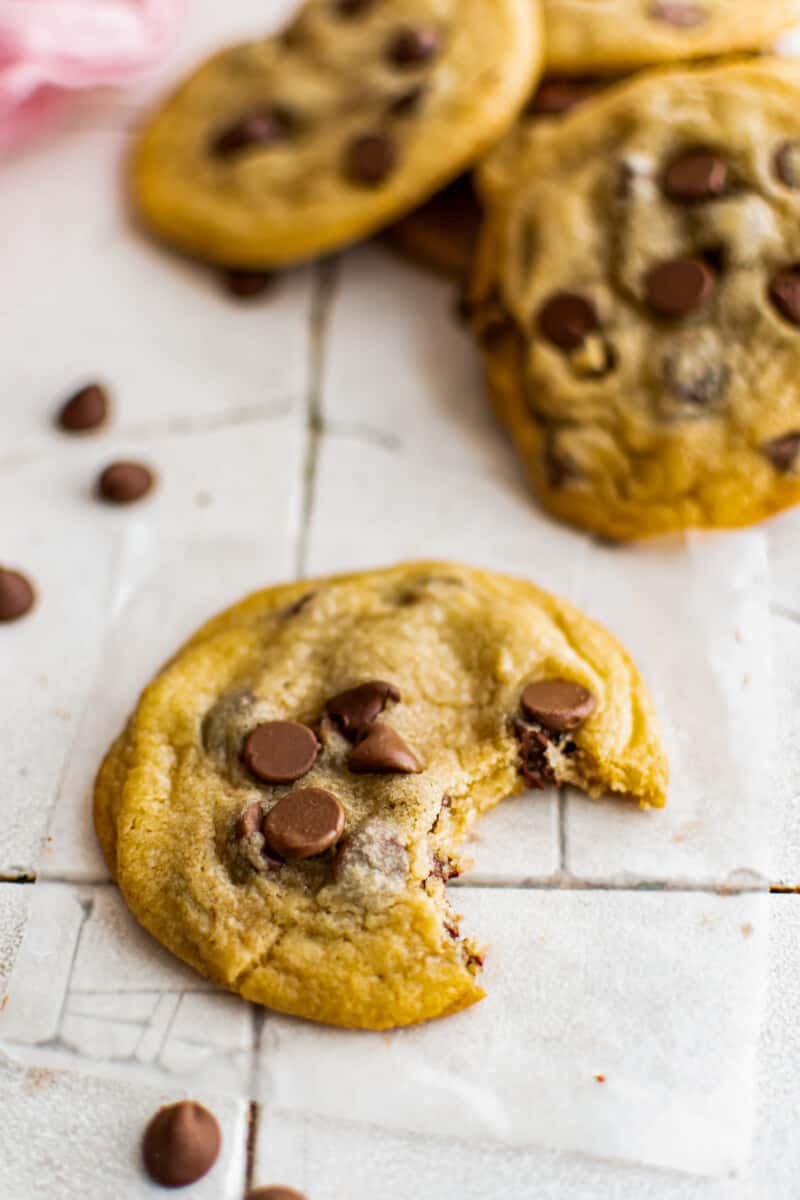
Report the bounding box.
[134,0,800,542]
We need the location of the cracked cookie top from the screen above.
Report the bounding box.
[542,0,800,73]
[132,0,541,268]
[94,562,666,1030]
[472,60,800,540]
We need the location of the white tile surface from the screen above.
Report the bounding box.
[257,888,766,1176]
[0,1045,248,1199]
[248,895,797,1200]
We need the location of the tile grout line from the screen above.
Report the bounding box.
[243,1100,260,1197]
[293,258,340,579]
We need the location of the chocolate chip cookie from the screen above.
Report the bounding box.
[94,563,667,1030]
[132,0,542,267]
[543,0,800,73]
[470,59,800,540]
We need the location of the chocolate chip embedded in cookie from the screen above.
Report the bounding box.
[471,59,800,539]
[94,562,667,1030]
[541,0,800,73]
[132,0,543,268]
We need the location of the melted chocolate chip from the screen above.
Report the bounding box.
[334,0,374,13]
[326,680,400,740]
[515,725,557,790]
[769,268,800,326]
[142,1102,221,1188]
[237,802,263,839]
[761,432,800,472]
[387,84,428,117]
[263,788,345,859]
[521,680,597,732]
[242,721,319,785]
[0,568,35,622]
[97,461,155,504]
[538,292,599,350]
[57,383,109,432]
[662,149,729,203]
[644,257,715,317]
[387,26,440,67]
[212,106,292,157]
[344,132,398,185]
[348,723,423,774]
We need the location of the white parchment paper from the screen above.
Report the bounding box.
[1,531,773,1176]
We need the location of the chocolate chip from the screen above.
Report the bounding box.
[344,133,398,185]
[246,1189,307,1200]
[387,84,428,117]
[538,292,599,350]
[644,257,715,317]
[56,383,109,433]
[545,446,581,489]
[142,1102,221,1188]
[237,802,264,839]
[326,680,401,740]
[243,721,319,784]
[775,141,800,188]
[761,432,800,472]
[222,269,274,299]
[521,680,597,732]
[515,725,557,789]
[527,77,601,117]
[212,106,292,157]
[662,149,728,203]
[348,723,423,774]
[649,2,706,25]
[97,461,155,504]
[769,268,800,326]
[263,788,345,859]
[0,568,35,622]
[388,26,440,67]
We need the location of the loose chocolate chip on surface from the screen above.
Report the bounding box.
[326,680,401,740]
[0,568,35,622]
[644,257,715,317]
[761,432,800,472]
[769,269,800,326]
[528,77,600,117]
[263,787,345,859]
[212,107,292,156]
[649,1,706,25]
[775,141,800,188]
[344,132,398,185]
[223,269,273,299]
[521,680,597,732]
[57,383,109,432]
[348,723,423,774]
[243,721,319,784]
[142,1101,221,1188]
[662,149,728,203]
[538,292,599,350]
[388,26,440,67]
[97,461,155,504]
[237,802,264,839]
[246,1189,307,1200]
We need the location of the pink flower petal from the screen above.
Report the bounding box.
[0,0,186,150]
